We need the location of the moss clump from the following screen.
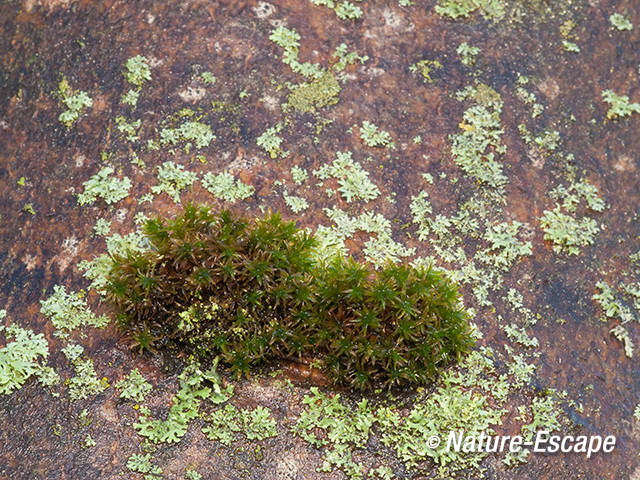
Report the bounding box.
[105,205,473,390]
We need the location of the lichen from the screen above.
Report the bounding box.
[77,167,132,206]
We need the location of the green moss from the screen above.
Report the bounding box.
[105,206,472,390]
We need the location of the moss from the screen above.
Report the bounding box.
[105,206,472,390]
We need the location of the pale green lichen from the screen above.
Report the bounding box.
[115,116,141,142]
[134,364,215,444]
[540,209,600,256]
[269,26,324,80]
[291,165,308,185]
[201,171,254,202]
[562,40,580,52]
[540,179,605,255]
[610,13,632,31]
[201,404,277,445]
[127,453,162,479]
[151,161,198,202]
[435,0,505,22]
[200,71,217,85]
[602,89,640,120]
[40,285,109,334]
[160,120,215,151]
[309,0,363,20]
[283,191,309,213]
[0,320,50,395]
[450,84,507,188]
[456,42,480,66]
[256,124,284,159]
[77,167,132,206]
[332,43,368,72]
[93,218,112,236]
[313,151,380,203]
[359,121,395,148]
[62,344,108,401]
[123,55,152,87]
[121,89,139,107]
[57,77,93,128]
[115,368,152,403]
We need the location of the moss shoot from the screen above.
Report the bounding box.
[105,205,473,390]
